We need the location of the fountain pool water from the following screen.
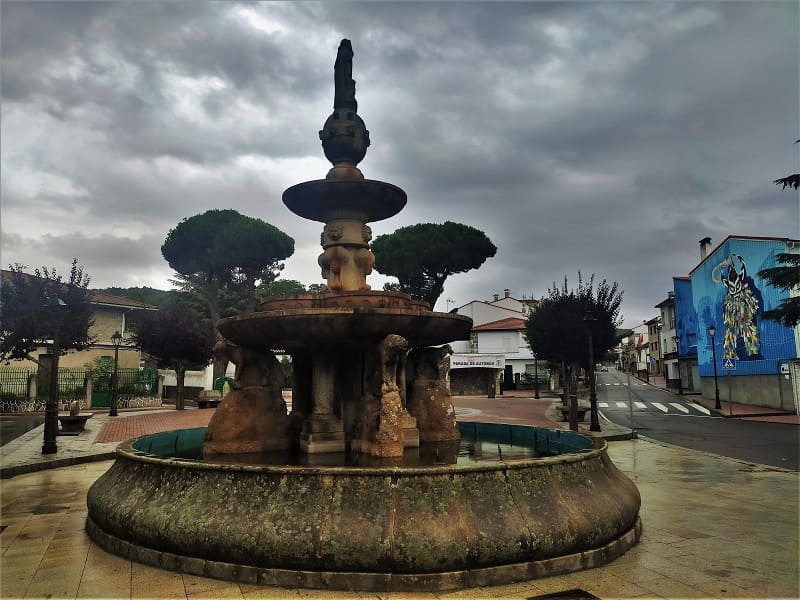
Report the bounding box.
[86,39,641,591]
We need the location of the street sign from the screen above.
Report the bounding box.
[722,358,736,370]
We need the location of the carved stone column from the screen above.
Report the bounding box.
[300,350,345,453]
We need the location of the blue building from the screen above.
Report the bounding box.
[673,236,799,412]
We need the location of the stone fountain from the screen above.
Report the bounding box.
[203,39,472,459]
[86,40,641,591]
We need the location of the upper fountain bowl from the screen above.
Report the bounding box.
[283,179,407,223]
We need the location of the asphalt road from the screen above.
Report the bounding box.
[596,367,799,471]
[0,414,44,447]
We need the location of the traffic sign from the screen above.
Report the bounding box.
[722,358,736,370]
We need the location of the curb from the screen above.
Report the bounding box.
[633,376,796,421]
[0,451,116,479]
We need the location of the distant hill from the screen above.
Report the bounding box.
[99,286,184,307]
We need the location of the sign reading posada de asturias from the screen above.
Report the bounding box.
[449,354,505,369]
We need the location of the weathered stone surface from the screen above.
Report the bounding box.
[204,344,290,455]
[407,346,460,442]
[204,387,291,454]
[352,335,408,457]
[87,430,641,581]
[220,299,471,351]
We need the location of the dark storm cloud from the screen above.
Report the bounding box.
[1,1,797,325]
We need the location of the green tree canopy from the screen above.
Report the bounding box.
[132,301,216,410]
[773,139,799,190]
[100,286,182,307]
[760,145,799,327]
[162,209,295,316]
[162,209,294,379]
[372,221,497,308]
[525,273,623,370]
[758,253,800,327]
[1,260,94,366]
[256,278,323,302]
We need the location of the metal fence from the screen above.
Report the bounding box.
[1,366,161,413]
[0,369,34,399]
[116,368,159,397]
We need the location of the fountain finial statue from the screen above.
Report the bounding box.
[319,39,370,177]
[334,39,357,111]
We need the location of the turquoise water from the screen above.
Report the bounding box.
[130,423,592,468]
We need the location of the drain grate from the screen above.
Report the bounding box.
[529,590,600,600]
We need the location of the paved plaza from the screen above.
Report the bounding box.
[1,394,798,599]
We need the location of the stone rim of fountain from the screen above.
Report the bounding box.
[88,425,642,591]
[117,431,604,474]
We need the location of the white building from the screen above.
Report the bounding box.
[449,289,540,393]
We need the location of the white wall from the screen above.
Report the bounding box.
[456,301,521,327]
[490,297,524,312]
[475,330,533,375]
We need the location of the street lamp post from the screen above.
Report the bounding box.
[672,335,683,395]
[708,325,721,409]
[584,312,601,432]
[109,331,123,417]
[533,353,540,399]
[42,296,67,455]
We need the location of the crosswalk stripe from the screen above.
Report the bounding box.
[688,402,711,415]
[670,403,689,413]
[598,402,608,408]
[634,402,647,409]
[616,402,627,408]
[614,383,620,386]
[651,402,669,413]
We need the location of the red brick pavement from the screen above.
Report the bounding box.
[96,395,562,444]
[96,409,217,443]
[453,395,558,427]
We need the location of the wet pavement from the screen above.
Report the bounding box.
[1,414,44,447]
[1,391,798,598]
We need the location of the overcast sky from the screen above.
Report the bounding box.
[2,1,798,327]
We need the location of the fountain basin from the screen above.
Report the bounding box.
[218,307,472,350]
[218,291,472,350]
[283,179,407,223]
[86,423,641,591]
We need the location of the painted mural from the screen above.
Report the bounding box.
[711,254,761,359]
[679,237,798,378]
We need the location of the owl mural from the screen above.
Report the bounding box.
[712,254,760,359]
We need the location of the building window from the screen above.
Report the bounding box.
[470,332,478,353]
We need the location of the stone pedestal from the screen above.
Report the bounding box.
[204,386,291,454]
[401,411,420,448]
[300,415,346,454]
[204,342,292,455]
[300,351,345,453]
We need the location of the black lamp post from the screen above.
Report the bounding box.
[42,296,67,455]
[584,312,601,432]
[672,335,683,395]
[533,352,540,399]
[109,330,122,417]
[708,325,721,409]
